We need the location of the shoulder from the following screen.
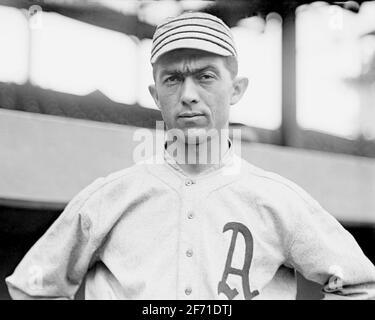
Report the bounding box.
[236,155,321,210]
[235,156,337,244]
[66,162,151,212]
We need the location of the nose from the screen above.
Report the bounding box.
[180,77,199,107]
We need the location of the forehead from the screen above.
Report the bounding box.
[153,49,227,76]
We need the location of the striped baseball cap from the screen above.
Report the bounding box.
[150,11,237,64]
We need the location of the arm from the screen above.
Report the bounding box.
[285,191,375,300]
[5,178,105,300]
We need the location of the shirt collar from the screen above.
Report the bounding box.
[163,138,235,178]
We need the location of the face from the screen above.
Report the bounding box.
[149,49,248,143]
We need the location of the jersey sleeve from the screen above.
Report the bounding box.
[5,177,106,300]
[285,190,375,300]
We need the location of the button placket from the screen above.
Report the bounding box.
[177,179,199,299]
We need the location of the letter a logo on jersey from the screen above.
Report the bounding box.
[218,222,259,300]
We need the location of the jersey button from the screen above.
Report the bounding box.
[185,287,192,296]
[185,179,194,186]
[186,249,193,257]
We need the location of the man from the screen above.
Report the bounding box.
[6,12,375,300]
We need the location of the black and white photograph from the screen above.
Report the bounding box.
[0,0,375,304]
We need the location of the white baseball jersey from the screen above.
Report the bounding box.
[6,143,375,299]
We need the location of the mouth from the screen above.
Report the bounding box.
[178,113,205,119]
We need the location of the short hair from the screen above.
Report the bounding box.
[223,55,238,79]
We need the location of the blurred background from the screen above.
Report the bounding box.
[0,0,374,299]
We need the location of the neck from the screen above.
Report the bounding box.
[166,133,229,176]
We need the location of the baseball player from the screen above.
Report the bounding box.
[6,12,375,300]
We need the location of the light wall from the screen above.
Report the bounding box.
[1,108,375,224]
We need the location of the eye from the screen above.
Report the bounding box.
[163,75,181,85]
[198,73,216,82]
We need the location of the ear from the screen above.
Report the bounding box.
[148,84,160,110]
[230,77,249,106]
